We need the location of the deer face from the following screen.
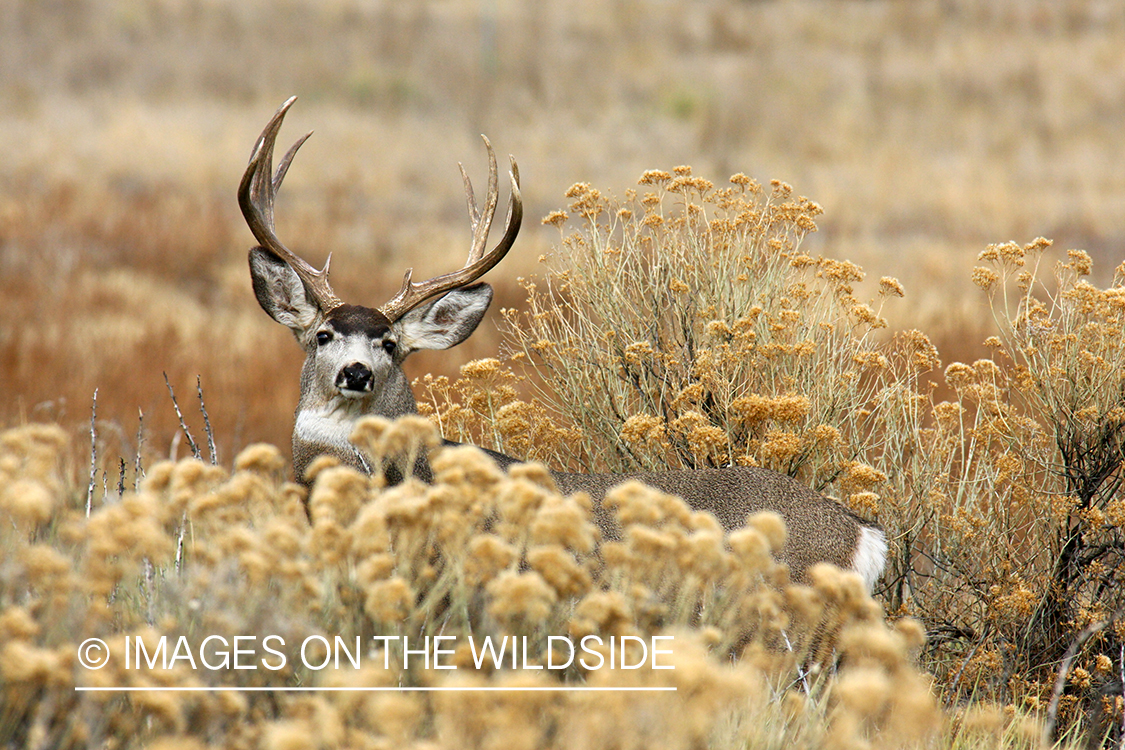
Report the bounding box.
[249,245,494,420]
[308,304,395,402]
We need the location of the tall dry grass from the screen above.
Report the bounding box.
[5,0,1125,469]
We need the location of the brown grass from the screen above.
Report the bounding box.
[4,1,1124,463]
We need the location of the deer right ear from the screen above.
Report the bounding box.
[395,283,493,355]
[249,246,322,334]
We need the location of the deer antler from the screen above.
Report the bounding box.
[239,97,342,312]
[379,135,522,322]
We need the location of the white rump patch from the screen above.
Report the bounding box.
[851,526,888,593]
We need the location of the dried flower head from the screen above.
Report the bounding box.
[971,266,1000,291]
[878,276,905,297]
[234,443,286,476]
[0,478,54,527]
[529,497,597,554]
[364,577,413,623]
[542,210,568,228]
[464,534,516,585]
[528,544,591,598]
[486,571,557,627]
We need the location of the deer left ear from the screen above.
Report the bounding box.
[249,246,324,335]
[395,283,493,354]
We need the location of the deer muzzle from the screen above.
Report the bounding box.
[336,362,374,395]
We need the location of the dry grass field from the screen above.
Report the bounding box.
[5,0,1125,459]
[2,0,1125,747]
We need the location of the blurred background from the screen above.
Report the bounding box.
[2,0,1123,470]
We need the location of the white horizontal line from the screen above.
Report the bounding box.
[75,686,676,692]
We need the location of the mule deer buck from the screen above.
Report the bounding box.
[240,98,887,591]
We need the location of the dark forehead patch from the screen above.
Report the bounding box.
[327,304,393,337]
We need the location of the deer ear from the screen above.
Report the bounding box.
[249,246,322,334]
[395,283,493,354]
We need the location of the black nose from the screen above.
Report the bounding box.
[337,362,373,392]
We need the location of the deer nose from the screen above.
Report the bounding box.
[336,362,374,393]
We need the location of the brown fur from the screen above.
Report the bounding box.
[553,466,867,579]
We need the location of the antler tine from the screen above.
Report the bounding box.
[380,139,522,322]
[458,135,500,264]
[238,97,342,312]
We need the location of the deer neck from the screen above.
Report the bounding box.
[292,356,419,483]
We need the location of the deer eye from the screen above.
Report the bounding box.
[315,331,333,346]
[381,339,397,356]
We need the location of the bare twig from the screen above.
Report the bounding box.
[143,557,155,627]
[134,408,145,490]
[175,514,188,574]
[197,375,218,465]
[164,372,201,460]
[132,409,158,621]
[780,628,811,694]
[947,639,984,702]
[1044,620,1107,745]
[86,388,98,517]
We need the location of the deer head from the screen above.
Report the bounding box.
[239,97,522,479]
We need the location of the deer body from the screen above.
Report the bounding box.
[240,98,887,591]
